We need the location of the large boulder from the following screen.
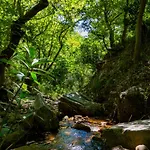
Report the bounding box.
[101,119,150,149]
[58,92,106,117]
[117,86,146,122]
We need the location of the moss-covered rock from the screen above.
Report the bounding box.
[21,93,59,132]
[21,105,59,132]
[117,86,146,122]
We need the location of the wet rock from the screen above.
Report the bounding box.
[112,145,129,150]
[118,86,146,122]
[72,122,91,132]
[101,119,150,149]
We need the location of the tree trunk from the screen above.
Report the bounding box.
[0,0,49,87]
[103,1,114,48]
[134,0,147,63]
[121,0,129,45]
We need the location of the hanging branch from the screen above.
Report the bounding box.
[46,26,70,71]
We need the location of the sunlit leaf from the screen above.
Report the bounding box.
[30,71,37,81]
[31,58,39,66]
[31,58,52,66]
[22,83,28,91]
[30,71,40,85]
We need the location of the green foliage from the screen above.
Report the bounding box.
[80,37,105,68]
[13,46,50,84]
[0,0,149,99]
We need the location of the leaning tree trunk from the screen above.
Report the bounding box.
[0,0,49,87]
[134,0,147,63]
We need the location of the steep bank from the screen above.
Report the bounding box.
[83,40,150,121]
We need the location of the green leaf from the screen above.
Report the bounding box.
[19,91,26,99]
[29,47,36,59]
[24,46,30,55]
[30,71,40,85]
[19,59,30,69]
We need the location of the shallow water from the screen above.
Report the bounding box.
[50,127,103,150]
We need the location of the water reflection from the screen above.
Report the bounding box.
[51,128,102,150]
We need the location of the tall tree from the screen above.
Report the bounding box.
[134,0,147,63]
[102,0,115,48]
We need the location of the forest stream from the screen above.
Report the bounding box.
[1,0,150,149]
[14,116,112,150]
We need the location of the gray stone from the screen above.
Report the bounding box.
[135,145,149,150]
[102,119,150,149]
[112,145,129,150]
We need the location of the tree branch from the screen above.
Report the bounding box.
[1,0,49,59]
